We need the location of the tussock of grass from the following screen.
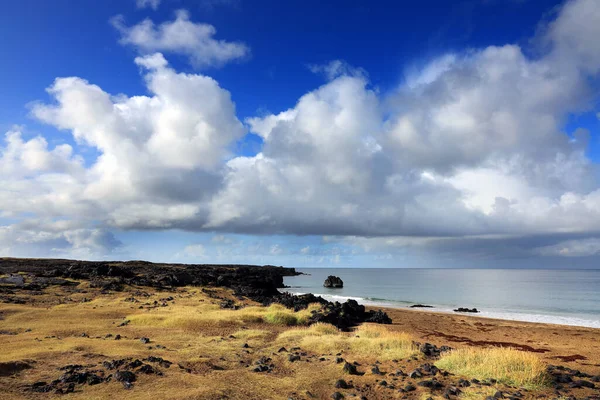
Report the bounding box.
[278,323,418,361]
[231,329,272,340]
[435,347,549,389]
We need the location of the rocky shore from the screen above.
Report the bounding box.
[0,258,391,331]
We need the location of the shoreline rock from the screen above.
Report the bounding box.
[453,307,480,313]
[323,275,344,288]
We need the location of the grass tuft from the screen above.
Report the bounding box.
[278,323,418,360]
[435,347,550,389]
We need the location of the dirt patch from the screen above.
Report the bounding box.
[0,360,34,376]
[423,331,551,353]
[553,354,588,362]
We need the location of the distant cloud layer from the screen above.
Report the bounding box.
[1,0,600,262]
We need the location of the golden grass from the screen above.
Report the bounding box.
[127,302,322,332]
[435,347,550,389]
[278,322,418,361]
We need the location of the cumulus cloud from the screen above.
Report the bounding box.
[111,10,249,69]
[2,0,600,262]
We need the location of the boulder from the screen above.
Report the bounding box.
[323,276,344,288]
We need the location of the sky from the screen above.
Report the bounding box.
[1,0,600,268]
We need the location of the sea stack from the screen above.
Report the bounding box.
[323,275,344,288]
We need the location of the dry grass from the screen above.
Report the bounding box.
[435,347,550,389]
[278,322,418,361]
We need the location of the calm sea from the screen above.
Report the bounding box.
[283,268,600,328]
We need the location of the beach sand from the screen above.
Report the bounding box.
[377,306,600,375]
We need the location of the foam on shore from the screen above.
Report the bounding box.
[285,290,600,329]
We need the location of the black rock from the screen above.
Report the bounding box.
[288,355,301,362]
[453,307,479,313]
[418,379,444,389]
[323,276,344,288]
[114,370,136,383]
[87,374,104,385]
[331,392,344,400]
[343,362,363,376]
[410,304,433,308]
[139,337,150,344]
[371,365,383,375]
[335,379,352,389]
[404,384,417,392]
[457,379,471,387]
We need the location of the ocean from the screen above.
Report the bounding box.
[283,268,600,329]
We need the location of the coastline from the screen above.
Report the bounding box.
[284,290,600,329]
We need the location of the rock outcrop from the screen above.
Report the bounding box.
[323,275,344,288]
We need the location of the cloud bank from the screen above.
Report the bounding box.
[2,0,600,263]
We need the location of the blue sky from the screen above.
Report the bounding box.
[1,0,599,267]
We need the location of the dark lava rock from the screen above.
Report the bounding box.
[278,347,288,353]
[145,357,172,368]
[378,380,388,386]
[569,379,595,388]
[418,379,444,389]
[343,362,363,376]
[335,357,344,364]
[114,370,136,383]
[445,386,461,397]
[420,363,439,376]
[410,304,433,308]
[138,364,160,375]
[87,374,104,385]
[139,337,150,344]
[324,276,344,288]
[404,384,416,392]
[409,369,423,379]
[331,392,344,400]
[453,307,479,313]
[364,310,392,324]
[29,381,53,393]
[418,342,452,358]
[457,379,471,387]
[335,379,352,389]
[288,355,301,362]
[371,365,383,375]
[309,299,391,331]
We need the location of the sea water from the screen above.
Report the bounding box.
[283,268,600,328]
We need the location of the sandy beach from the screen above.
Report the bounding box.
[377,306,600,375]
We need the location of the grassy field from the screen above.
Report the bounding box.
[0,279,562,399]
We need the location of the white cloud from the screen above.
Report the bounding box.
[2,0,600,263]
[136,0,161,10]
[111,10,249,69]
